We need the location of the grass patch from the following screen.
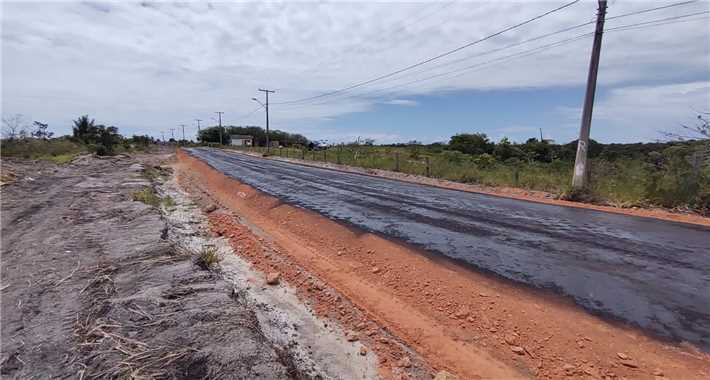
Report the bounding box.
[235,144,710,214]
[132,187,177,209]
[194,246,220,270]
[40,152,81,165]
[1,138,86,162]
[132,187,162,208]
[162,195,176,209]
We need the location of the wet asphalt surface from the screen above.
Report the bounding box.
[186,148,710,350]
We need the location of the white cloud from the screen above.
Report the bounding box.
[592,81,710,142]
[1,1,709,141]
[384,99,418,106]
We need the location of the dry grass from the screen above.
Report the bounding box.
[194,246,220,271]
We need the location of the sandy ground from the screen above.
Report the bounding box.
[232,150,709,227]
[1,152,378,379]
[176,149,710,380]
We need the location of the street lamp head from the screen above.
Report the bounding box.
[251,97,258,102]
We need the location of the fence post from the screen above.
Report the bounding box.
[395,152,400,172]
[302,149,305,160]
[425,156,430,177]
[514,167,520,186]
[323,150,327,162]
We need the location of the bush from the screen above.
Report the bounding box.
[195,246,220,270]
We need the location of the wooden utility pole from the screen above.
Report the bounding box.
[257,89,275,154]
[572,0,607,190]
[215,111,224,145]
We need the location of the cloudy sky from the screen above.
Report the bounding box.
[2,0,709,143]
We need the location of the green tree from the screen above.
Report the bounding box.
[449,133,493,155]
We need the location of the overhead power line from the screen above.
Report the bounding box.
[274,0,582,105]
[285,9,709,110]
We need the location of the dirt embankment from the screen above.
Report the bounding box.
[176,149,710,380]
[235,150,709,227]
[1,153,376,379]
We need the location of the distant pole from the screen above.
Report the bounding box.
[215,112,224,145]
[572,0,607,190]
[180,124,185,141]
[539,128,544,142]
[169,128,175,140]
[195,119,202,141]
[258,88,275,153]
[161,131,165,142]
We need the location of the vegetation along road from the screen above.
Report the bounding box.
[185,147,710,351]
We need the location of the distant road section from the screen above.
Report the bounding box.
[186,147,710,350]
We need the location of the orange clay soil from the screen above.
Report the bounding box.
[175,150,710,380]
[238,150,710,227]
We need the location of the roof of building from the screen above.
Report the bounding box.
[230,135,253,139]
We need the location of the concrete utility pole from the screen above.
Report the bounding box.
[572,0,607,190]
[215,112,224,145]
[180,124,185,141]
[169,128,175,140]
[257,88,275,154]
[161,131,165,142]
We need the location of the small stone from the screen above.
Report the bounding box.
[434,371,458,380]
[504,333,519,346]
[454,307,469,319]
[562,363,575,373]
[359,346,368,356]
[204,204,217,213]
[397,356,412,368]
[371,267,381,274]
[620,360,638,368]
[266,272,280,285]
[616,352,629,360]
[510,346,525,355]
[652,369,664,377]
[346,332,359,342]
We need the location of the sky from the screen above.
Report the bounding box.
[2,0,709,144]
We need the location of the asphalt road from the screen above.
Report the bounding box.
[186,147,710,350]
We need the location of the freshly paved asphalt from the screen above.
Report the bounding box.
[186,147,710,350]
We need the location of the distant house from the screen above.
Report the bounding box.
[230,135,253,146]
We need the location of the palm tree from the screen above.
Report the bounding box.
[72,115,95,143]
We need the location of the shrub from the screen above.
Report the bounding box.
[132,188,161,207]
[195,246,220,270]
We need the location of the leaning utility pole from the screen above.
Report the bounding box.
[572,0,607,190]
[215,111,224,145]
[258,88,275,154]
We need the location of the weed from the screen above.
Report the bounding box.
[162,195,176,209]
[194,246,220,270]
[132,188,161,208]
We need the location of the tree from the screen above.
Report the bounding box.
[2,114,28,140]
[31,121,53,139]
[449,133,493,155]
[73,115,98,143]
[198,126,229,144]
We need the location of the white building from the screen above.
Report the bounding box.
[230,135,253,146]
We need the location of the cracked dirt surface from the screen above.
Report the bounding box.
[1,153,378,379]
